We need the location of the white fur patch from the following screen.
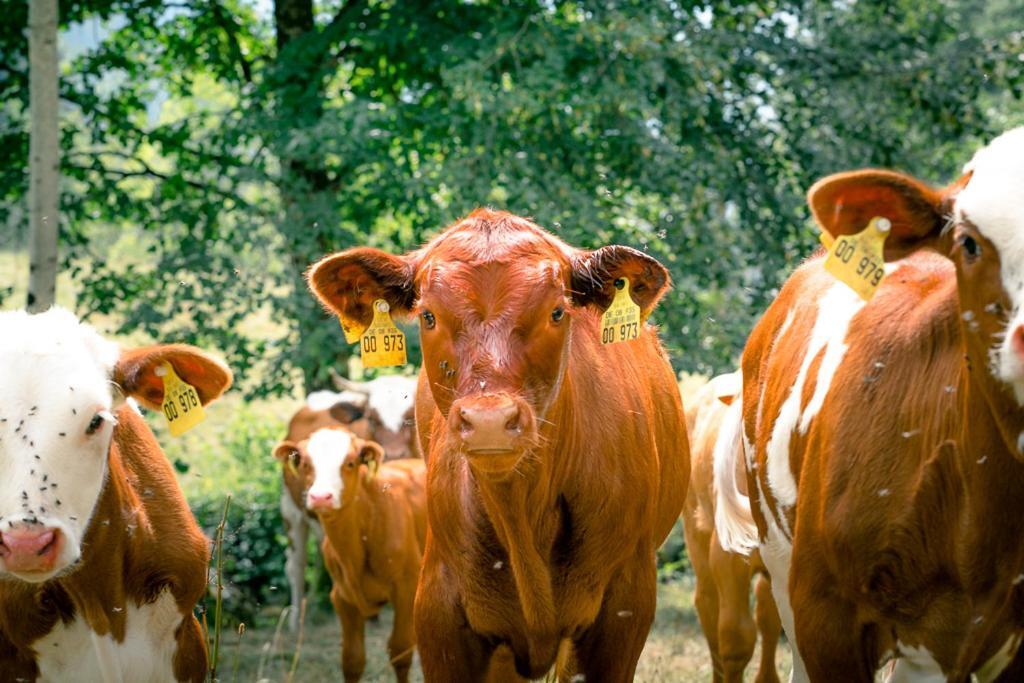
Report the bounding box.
[758,524,810,683]
[35,589,184,682]
[886,641,945,682]
[364,375,417,433]
[956,127,1024,403]
[305,389,367,413]
[0,308,120,582]
[765,284,864,510]
[305,428,354,509]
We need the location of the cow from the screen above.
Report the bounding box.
[306,208,690,681]
[275,425,426,682]
[0,307,231,681]
[682,372,781,683]
[274,379,417,632]
[716,127,1024,680]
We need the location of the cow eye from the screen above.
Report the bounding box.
[422,311,436,329]
[551,306,565,323]
[85,414,105,436]
[960,235,980,260]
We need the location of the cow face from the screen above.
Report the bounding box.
[0,308,230,583]
[807,127,1024,419]
[307,209,669,477]
[278,427,383,511]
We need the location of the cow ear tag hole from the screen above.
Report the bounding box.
[601,277,641,345]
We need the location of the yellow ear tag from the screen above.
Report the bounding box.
[366,458,380,478]
[339,316,365,344]
[822,216,891,302]
[600,277,642,345]
[158,362,206,437]
[360,300,407,368]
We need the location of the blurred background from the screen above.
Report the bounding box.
[2,1,1023,679]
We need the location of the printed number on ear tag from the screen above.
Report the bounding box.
[822,216,892,302]
[600,278,641,345]
[360,300,407,368]
[158,362,206,437]
[339,315,364,344]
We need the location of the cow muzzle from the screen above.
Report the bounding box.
[0,522,65,580]
[450,394,536,472]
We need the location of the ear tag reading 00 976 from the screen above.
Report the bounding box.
[158,362,206,437]
[821,216,891,302]
[601,277,641,344]
[360,299,407,368]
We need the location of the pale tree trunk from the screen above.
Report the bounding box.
[27,0,60,312]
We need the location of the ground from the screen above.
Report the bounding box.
[222,579,793,682]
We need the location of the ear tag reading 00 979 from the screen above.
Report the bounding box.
[821,216,891,302]
[601,277,641,344]
[360,299,407,368]
[158,362,206,437]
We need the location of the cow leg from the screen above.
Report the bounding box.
[709,537,756,683]
[572,548,657,682]
[334,590,367,683]
[790,571,873,683]
[415,563,493,682]
[685,514,724,683]
[280,490,308,632]
[753,573,782,683]
[388,578,417,683]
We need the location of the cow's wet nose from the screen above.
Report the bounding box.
[307,491,336,509]
[1012,325,1024,360]
[458,397,522,452]
[0,525,62,573]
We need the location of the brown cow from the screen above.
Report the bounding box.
[275,426,426,682]
[307,208,689,681]
[274,378,417,631]
[0,307,231,681]
[682,373,781,683]
[716,127,1024,680]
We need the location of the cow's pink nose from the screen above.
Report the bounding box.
[307,491,335,509]
[458,398,522,452]
[0,526,62,573]
[1012,325,1024,360]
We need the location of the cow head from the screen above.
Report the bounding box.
[808,127,1024,447]
[307,209,669,477]
[275,426,383,511]
[0,308,230,583]
[331,375,417,460]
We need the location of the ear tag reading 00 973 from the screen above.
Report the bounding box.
[158,362,206,436]
[360,299,407,368]
[821,216,891,302]
[601,277,641,344]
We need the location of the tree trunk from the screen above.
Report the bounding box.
[27,0,60,312]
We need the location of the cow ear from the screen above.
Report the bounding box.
[113,345,232,410]
[570,246,670,315]
[273,441,298,463]
[329,401,364,424]
[358,440,385,467]
[307,248,417,330]
[808,169,967,261]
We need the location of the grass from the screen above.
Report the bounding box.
[219,579,793,682]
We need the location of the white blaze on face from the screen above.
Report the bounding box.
[365,375,417,434]
[305,428,354,510]
[956,127,1024,402]
[0,308,120,582]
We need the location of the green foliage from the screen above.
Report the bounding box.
[2,0,1022,391]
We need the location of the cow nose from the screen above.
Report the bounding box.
[0,526,62,574]
[459,399,522,452]
[1012,325,1024,360]
[307,491,335,509]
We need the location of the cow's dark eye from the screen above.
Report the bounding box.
[961,235,980,260]
[422,311,436,329]
[551,307,565,323]
[85,414,104,436]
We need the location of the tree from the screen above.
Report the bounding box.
[26,0,60,312]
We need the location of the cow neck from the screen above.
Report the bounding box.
[318,472,374,614]
[471,365,579,647]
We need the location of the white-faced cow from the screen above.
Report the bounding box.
[717,127,1024,680]
[307,208,689,681]
[0,308,231,681]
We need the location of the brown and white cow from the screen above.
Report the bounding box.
[274,378,417,632]
[275,425,426,682]
[682,373,781,683]
[0,308,231,681]
[717,127,1024,680]
[307,208,690,681]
